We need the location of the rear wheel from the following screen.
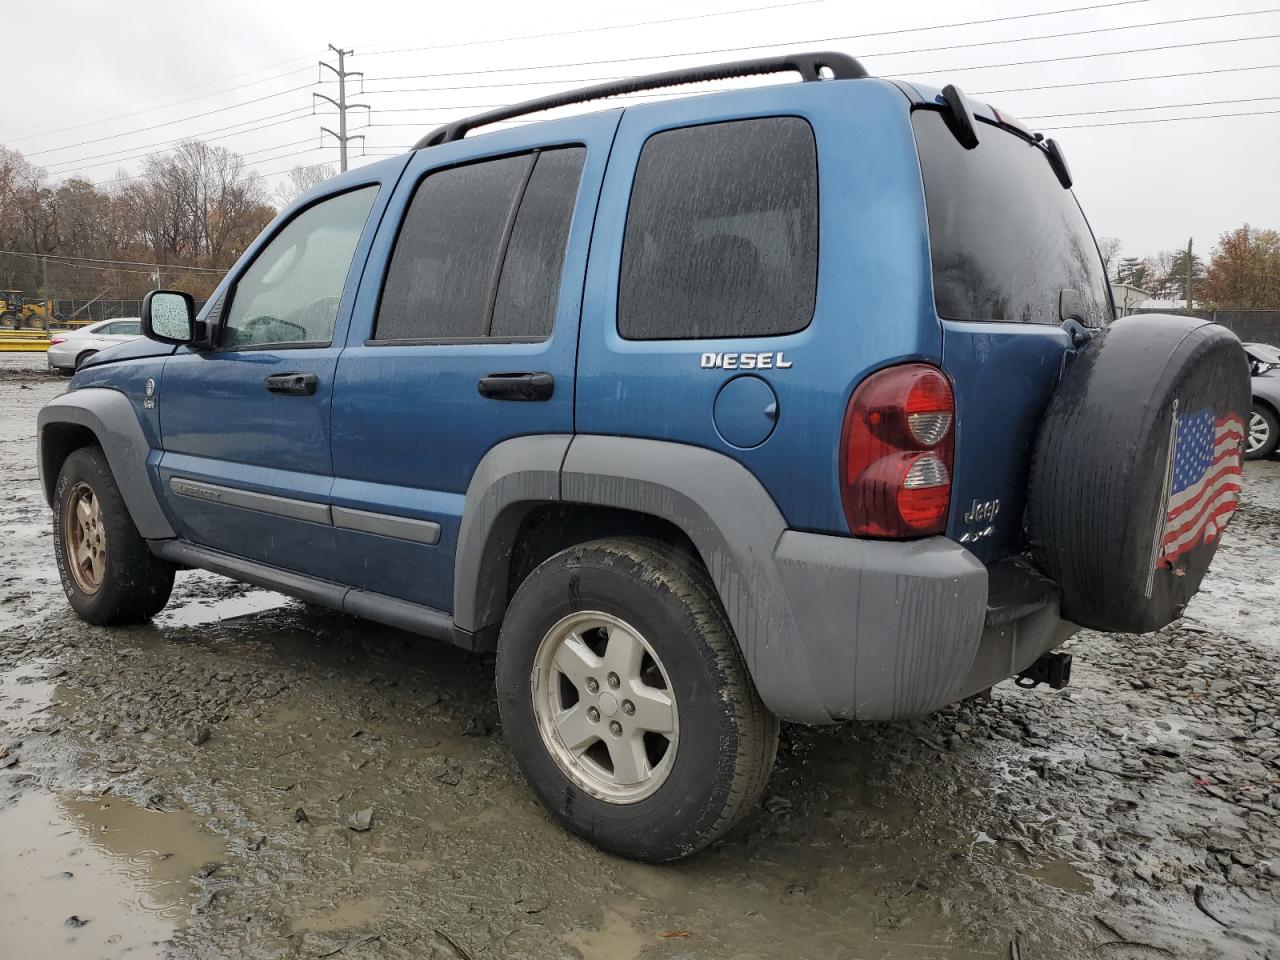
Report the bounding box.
[53,446,175,624]
[1246,405,1279,460]
[496,537,778,862]
[74,349,97,369]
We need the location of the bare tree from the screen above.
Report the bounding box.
[1096,236,1122,280]
[274,163,336,207]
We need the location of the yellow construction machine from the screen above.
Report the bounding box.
[0,291,58,329]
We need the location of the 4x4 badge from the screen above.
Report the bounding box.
[700,351,793,371]
[143,379,157,409]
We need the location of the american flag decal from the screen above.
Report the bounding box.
[1158,409,1245,567]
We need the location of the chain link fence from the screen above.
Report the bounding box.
[1,299,208,329]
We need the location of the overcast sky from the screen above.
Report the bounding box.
[4,0,1278,261]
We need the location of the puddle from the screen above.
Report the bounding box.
[0,661,57,724]
[563,907,650,960]
[1,658,225,957]
[0,791,226,959]
[292,895,387,933]
[1019,855,1095,894]
[155,588,291,628]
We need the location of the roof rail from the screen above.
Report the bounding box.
[413,51,868,149]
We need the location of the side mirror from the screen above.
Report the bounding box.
[142,290,197,345]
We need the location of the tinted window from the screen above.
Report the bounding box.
[912,110,1110,326]
[618,117,818,341]
[112,320,141,336]
[375,154,529,341]
[491,149,585,339]
[224,186,377,347]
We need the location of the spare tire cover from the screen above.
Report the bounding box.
[1025,314,1249,633]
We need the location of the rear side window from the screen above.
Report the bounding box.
[618,117,818,341]
[912,109,1110,326]
[492,149,586,338]
[376,147,585,342]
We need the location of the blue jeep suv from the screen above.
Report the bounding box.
[37,53,1249,861]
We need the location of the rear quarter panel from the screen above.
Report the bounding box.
[576,79,941,533]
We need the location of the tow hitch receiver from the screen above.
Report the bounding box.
[1015,652,1072,690]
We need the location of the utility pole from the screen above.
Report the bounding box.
[1184,237,1194,314]
[316,45,368,172]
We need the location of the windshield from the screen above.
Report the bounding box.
[912,108,1112,327]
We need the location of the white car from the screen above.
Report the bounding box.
[47,318,143,374]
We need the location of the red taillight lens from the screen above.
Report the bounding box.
[840,364,955,537]
[49,337,66,345]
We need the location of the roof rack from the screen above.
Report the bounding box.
[413,51,868,149]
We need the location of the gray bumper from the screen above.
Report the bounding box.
[773,532,1074,723]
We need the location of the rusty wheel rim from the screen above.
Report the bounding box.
[64,480,106,594]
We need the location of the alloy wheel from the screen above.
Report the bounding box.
[530,611,678,803]
[64,480,106,594]
[1248,410,1270,454]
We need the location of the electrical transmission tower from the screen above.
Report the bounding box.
[315,45,369,172]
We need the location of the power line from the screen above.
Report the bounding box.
[0,58,324,144]
[353,11,1280,83]
[1024,94,1280,120]
[1042,106,1280,129]
[908,32,1280,76]
[0,250,224,272]
[361,0,829,57]
[44,109,316,174]
[361,92,1280,127]
[9,0,1161,147]
[359,0,1160,59]
[23,83,318,159]
[972,62,1280,96]
[361,60,1280,103]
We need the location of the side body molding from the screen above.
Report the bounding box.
[37,388,176,540]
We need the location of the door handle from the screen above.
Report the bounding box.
[264,372,318,396]
[477,371,554,402]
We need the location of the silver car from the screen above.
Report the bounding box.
[47,318,143,374]
[1245,342,1280,460]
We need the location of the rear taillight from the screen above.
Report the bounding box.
[49,337,66,345]
[840,363,955,538]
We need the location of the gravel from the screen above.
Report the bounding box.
[1,357,1277,959]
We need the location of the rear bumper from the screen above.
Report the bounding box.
[770,532,1074,722]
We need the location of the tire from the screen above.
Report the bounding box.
[74,350,97,370]
[1245,404,1279,460]
[53,446,175,625]
[496,537,778,862]
[1026,315,1250,634]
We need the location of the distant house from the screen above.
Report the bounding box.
[1110,283,1151,317]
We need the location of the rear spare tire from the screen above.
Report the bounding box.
[1025,315,1249,634]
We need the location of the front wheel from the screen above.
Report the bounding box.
[496,537,778,862]
[1246,405,1279,460]
[53,446,175,624]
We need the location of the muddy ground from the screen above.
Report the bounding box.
[1,351,1277,960]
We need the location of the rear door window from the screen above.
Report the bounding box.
[618,117,818,341]
[912,109,1110,327]
[376,147,585,342]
